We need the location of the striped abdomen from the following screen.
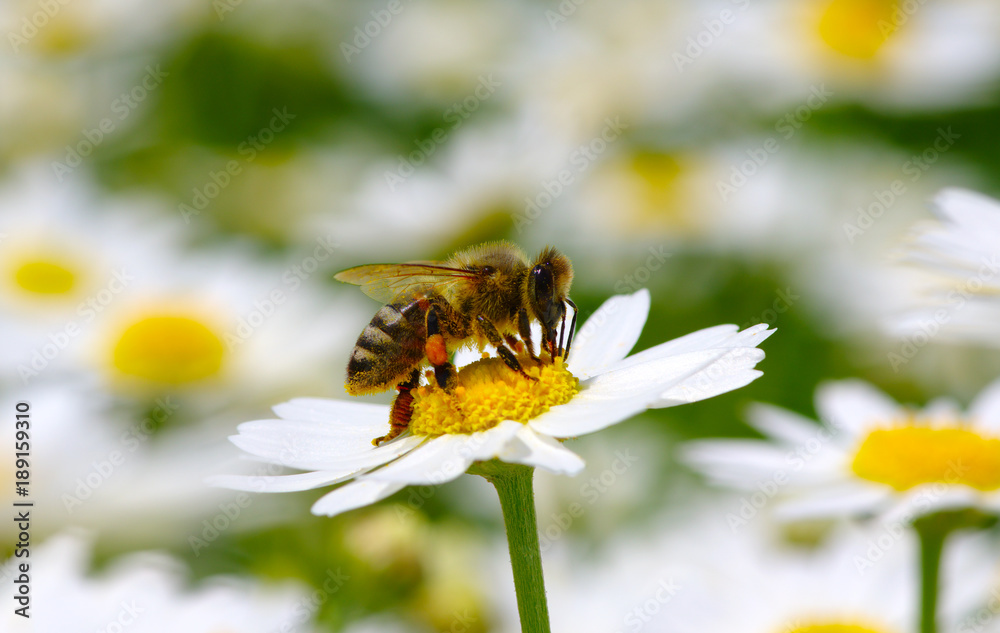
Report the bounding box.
[346,299,428,395]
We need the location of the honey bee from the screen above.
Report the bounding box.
[335,241,576,445]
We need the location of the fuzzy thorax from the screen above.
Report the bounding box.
[409,354,579,436]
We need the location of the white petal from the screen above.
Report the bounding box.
[311,480,405,517]
[530,395,649,440]
[922,397,962,425]
[230,423,424,471]
[609,323,774,372]
[970,376,1000,432]
[681,440,791,486]
[532,348,751,438]
[746,403,825,445]
[453,345,489,368]
[882,486,983,524]
[364,436,472,485]
[651,348,766,407]
[815,380,902,436]
[366,422,523,484]
[567,289,650,379]
[505,426,586,475]
[208,470,359,493]
[274,398,390,427]
[933,188,1000,237]
[460,420,525,460]
[775,483,891,521]
[232,417,374,460]
[266,398,394,457]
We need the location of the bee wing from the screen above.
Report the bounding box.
[334,262,477,303]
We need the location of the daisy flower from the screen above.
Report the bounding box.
[0,0,200,59]
[0,165,360,418]
[213,288,773,517]
[0,532,321,633]
[340,0,523,106]
[684,378,1000,523]
[0,165,187,385]
[0,371,288,549]
[717,0,1000,111]
[891,187,1000,347]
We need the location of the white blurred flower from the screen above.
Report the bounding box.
[0,374,279,546]
[718,0,1000,111]
[0,532,318,633]
[316,118,571,261]
[0,166,186,386]
[342,0,523,105]
[512,1,720,141]
[0,166,360,416]
[891,187,1000,346]
[214,289,773,517]
[0,0,200,163]
[685,378,1000,523]
[0,0,201,58]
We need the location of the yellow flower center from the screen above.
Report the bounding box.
[817,0,899,60]
[409,355,579,436]
[851,423,1000,492]
[631,151,684,212]
[13,260,77,295]
[786,624,888,633]
[112,315,225,385]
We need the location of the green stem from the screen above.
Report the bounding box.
[470,460,551,633]
[911,509,996,633]
[913,517,946,633]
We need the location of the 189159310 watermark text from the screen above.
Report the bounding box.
[12,400,33,619]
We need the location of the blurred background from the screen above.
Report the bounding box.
[3,0,1000,631]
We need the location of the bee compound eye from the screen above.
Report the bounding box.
[480,265,496,276]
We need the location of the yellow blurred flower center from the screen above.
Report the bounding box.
[631,151,683,211]
[851,424,1000,492]
[35,17,91,55]
[14,260,77,295]
[409,355,579,436]
[786,624,888,633]
[113,316,225,385]
[818,0,900,60]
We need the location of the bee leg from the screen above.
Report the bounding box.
[374,368,421,446]
[539,321,555,361]
[562,298,578,360]
[504,334,523,355]
[518,308,540,362]
[476,315,537,381]
[539,300,567,361]
[425,305,456,390]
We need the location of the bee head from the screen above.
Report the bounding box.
[527,247,576,358]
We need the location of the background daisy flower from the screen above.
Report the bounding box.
[892,187,1000,347]
[0,531,321,633]
[684,377,1000,523]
